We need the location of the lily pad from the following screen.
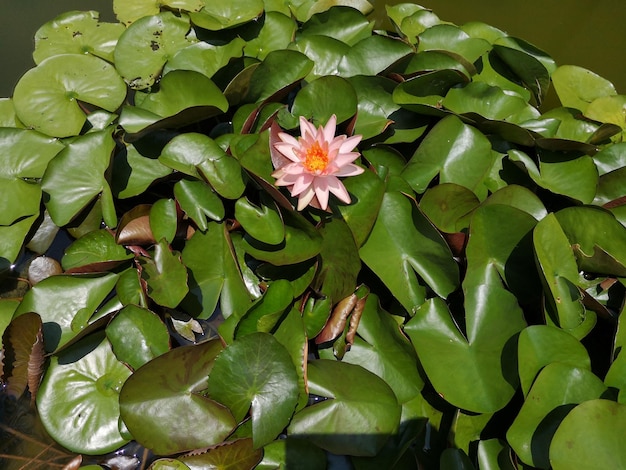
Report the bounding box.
[37,334,132,454]
[552,65,617,112]
[208,332,299,448]
[13,54,126,137]
[119,339,236,455]
[33,11,125,64]
[114,12,197,90]
[288,359,401,456]
[189,0,264,30]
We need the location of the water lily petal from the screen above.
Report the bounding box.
[313,177,330,210]
[326,176,351,204]
[296,185,316,210]
[335,163,364,177]
[322,114,337,143]
[339,134,362,154]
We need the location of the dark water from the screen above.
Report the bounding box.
[1,0,625,97]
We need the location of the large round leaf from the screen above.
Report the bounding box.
[0,129,64,226]
[550,399,626,470]
[402,115,495,198]
[42,128,117,227]
[288,359,401,456]
[33,11,125,64]
[106,305,171,370]
[13,54,126,137]
[189,0,264,30]
[290,75,358,126]
[359,191,460,313]
[62,229,134,272]
[207,332,299,448]
[139,239,189,308]
[37,334,132,454]
[507,363,606,468]
[552,65,617,112]
[114,12,196,89]
[114,0,204,26]
[119,339,236,455]
[15,273,119,353]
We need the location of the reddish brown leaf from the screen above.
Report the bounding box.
[315,293,357,344]
[3,312,45,401]
[115,204,156,246]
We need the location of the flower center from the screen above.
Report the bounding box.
[303,141,329,173]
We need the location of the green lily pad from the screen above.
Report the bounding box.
[114,0,204,26]
[359,191,459,313]
[418,24,491,64]
[0,129,64,227]
[244,12,296,60]
[288,359,401,456]
[174,178,225,230]
[348,75,399,140]
[402,115,495,198]
[106,305,170,370]
[112,141,174,199]
[150,198,177,244]
[234,280,293,338]
[37,334,132,454]
[140,239,188,308]
[179,438,263,470]
[419,183,479,233]
[300,6,372,46]
[208,332,299,448]
[315,218,360,303]
[62,229,134,272]
[289,75,358,127]
[552,65,617,112]
[42,127,117,228]
[555,206,626,277]
[550,399,626,470]
[244,50,313,103]
[182,222,252,319]
[114,12,197,90]
[165,38,246,78]
[341,294,424,404]
[533,214,593,339]
[242,209,323,266]
[15,273,119,353]
[119,339,236,455]
[338,35,413,77]
[13,54,126,137]
[235,197,284,245]
[517,325,591,397]
[120,71,229,136]
[189,0,264,30]
[585,95,626,131]
[33,11,125,64]
[507,362,606,468]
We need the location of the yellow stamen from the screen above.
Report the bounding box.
[303,141,329,173]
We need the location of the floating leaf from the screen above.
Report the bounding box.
[182,222,252,319]
[15,273,119,353]
[179,438,263,470]
[37,334,132,454]
[208,332,299,448]
[359,191,459,314]
[552,65,617,112]
[550,399,626,469]
[62,229,133,272]
[517,325,591,397]
[402,115,495,198]
[13,55,126,137]
[533,214,593,339]
[150,198,178,245]
[507,362,606,468]
[106,305,170,370]
[42,127,117,227]
[175,178,225,230]
[190,0,264,30]
[33,11,125,63]
[114,12,196,89]
[140,239,188,308]
[114,0,204,26]
[119,339,236,455]
[288,359,401,456]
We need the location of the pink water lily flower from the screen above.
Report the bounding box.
[272,114,364,211]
